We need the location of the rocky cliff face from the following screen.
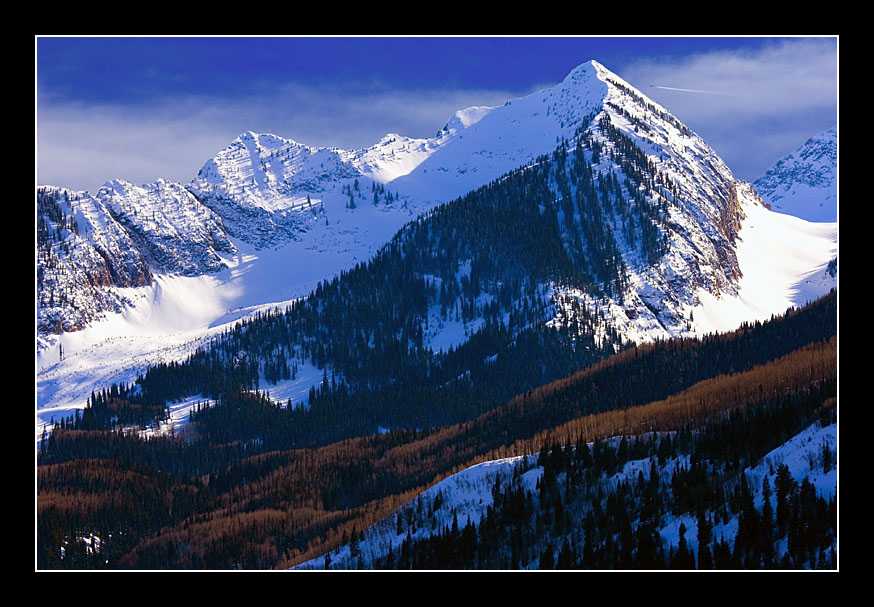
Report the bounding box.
[36,181,235,336]
[96,178,235,274]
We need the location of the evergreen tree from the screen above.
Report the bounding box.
[696,510,713,570]
[349,527,361,559]
[672,522,694,569]
[775,464,794,537]
[761,476,775,565]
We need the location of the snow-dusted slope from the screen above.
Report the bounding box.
[36,60,838,443]
[540,63,747,343]
[293,419,837,570]
[292,454,540,570]
[387,63,607,204]
[753,126,837,223]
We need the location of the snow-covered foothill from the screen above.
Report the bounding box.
[293,419,836,570]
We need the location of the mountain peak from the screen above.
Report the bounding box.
[445,106,494,132]
[561,59,615,86]
[753,125,837,223]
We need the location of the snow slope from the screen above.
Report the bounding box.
[693,193,837,335]
[291,454,540,570]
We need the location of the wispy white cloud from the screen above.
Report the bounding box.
[36,81,523,192]
[649,85,731,95]
[617,38,837,181]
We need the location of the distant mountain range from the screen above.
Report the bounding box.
[753,126,837,223]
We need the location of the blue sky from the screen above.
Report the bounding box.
[36,35,838,192]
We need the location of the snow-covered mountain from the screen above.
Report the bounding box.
[753,126,837,223]
[35,60,838,439]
